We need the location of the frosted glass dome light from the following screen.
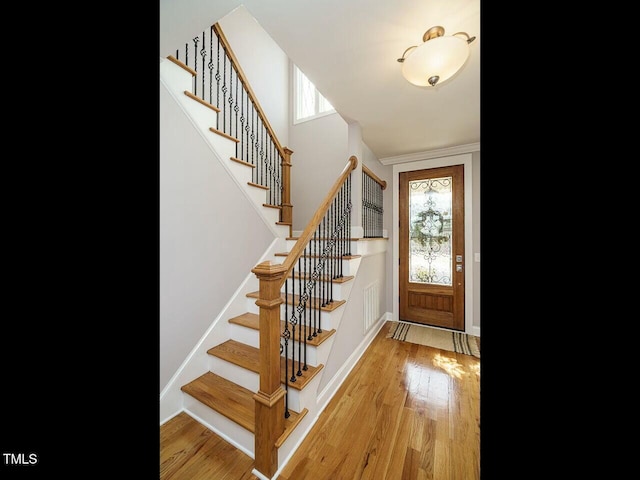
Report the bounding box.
[397,26,476,87]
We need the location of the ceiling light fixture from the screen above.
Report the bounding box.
[397,26,476,87]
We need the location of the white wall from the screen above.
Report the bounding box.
[289,107,349,231]
[160,84,275,392]
[318,249,388,393]
[361,143,394,312]
[160,0,240,58]
[218,7,289,148]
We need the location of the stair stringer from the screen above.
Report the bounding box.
[160,236,287,425]
[160,57,289,238]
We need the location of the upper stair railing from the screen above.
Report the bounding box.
[168,22,293,225]
[362,165,386,238]
[251,155,358,477]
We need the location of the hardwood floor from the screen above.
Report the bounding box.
[160,321,480,479]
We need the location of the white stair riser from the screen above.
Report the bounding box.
[246,184,268,207]
[282,374,321,413]
[281,336,334,367]
[284,239,387,257]
[286,239,361,254]
[283,278,345,300]
[228,322,323,367]
[210,357,259,392]
[246,301,340,330]
[229,323,260,349]
[280,257,360,276]
[227,160,254,185]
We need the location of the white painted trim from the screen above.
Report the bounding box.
[251,468,271,480]
[185,408,255,459]
[159,408,184,427]
[380,143,480,165]
[392,154,475,335]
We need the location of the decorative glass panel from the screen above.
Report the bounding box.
[408,177,452,285]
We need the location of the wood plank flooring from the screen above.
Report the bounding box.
[160,321,480,480]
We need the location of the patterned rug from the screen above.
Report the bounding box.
[387,322,480,358]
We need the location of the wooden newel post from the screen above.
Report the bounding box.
[281,147,293,226]
[251,260,287,478]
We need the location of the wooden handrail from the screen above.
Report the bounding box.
[278,155,358,286]
[212,23,287,160]
[362,164,387,190]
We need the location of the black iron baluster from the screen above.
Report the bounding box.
[290,262,297,384]
[208,28,214,106]
[309,230,316,340]
[336,184,345,278]
[234,69,239,157]
[227,67,235,137]
[362,172,366,238]
[347,173,352,254]
[259,123,264,188]
[200,32,206,101]
[215,37,221,129]
[192,37,199,96]
[221,51,227,134]
[302,245,309,371]
[322,215,327,308]
[296,256,303,378]
[250,104,256,179]
[283,270,290,418]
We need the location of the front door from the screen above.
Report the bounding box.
[399,165,465,331]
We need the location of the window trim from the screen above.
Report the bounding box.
[292,64,336,125]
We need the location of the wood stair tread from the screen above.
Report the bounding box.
[248,181,269,190]
[207,340,324,390]
[180,371,254,432]
[180,371,307,443]
[246,291,346,312]
[184,90,221,113]
[229,312,336,347]
[274,252,361,259]
[287,236,364,241]
[290,273,354,284]
[229,156,254,168]
[209,126,239,143]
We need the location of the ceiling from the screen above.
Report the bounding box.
[160,0,480,162]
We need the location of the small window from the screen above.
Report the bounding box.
[293,64,335,124]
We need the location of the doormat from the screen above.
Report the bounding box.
[387,321,480,358]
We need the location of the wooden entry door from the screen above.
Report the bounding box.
[399,165,465,331]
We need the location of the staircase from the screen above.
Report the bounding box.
[160,51,387,479]
[176,232,365,465]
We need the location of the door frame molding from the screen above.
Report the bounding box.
[392,153,478,336]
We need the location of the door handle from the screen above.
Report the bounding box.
[456,264,463,272]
